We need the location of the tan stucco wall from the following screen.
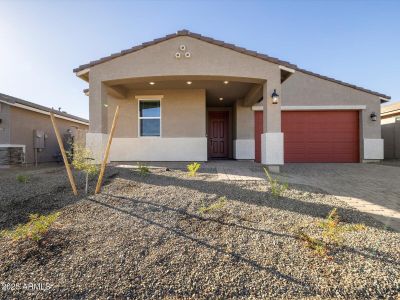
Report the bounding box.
[85,35,385,163]
[252,71,382,139]
[282,71,382,139]
[106,89,206,138]
[9,107,88,164]
[88,36,281,134]
[381,115,399,125]
[235,99,254,139]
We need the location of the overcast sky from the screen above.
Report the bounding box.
[1,0,399,119]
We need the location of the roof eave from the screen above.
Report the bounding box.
[73,29,391,100]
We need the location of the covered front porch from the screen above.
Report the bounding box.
[84,73,291,169]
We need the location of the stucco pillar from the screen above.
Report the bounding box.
[261,77,283,171]
[87,78,109,162]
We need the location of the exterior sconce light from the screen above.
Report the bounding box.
[370,112,377,121]
[271,89,279,104]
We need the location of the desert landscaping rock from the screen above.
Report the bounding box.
[0,166,399,299]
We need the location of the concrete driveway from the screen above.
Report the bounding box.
[279,163,400,231]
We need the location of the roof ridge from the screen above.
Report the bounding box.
[73,29,390,100]
[0,92,89,123]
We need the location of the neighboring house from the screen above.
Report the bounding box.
[0,93,89,166]
[381,102,400,159]
[74,30,390,170]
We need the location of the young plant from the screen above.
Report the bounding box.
[297,230,328,256]
[137,162,150,176]
[1,212,61,243]
[70,144,98,194]
[263,167,288,197]
[296,208,366,257]
[198,196,227,214]
[318,208,365,245]
[187,162,201,176]
[16,174,29,183]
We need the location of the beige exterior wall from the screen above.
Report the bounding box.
[381,115,398,125]
[85,35,385,163]
[106,89,206,138]
[9,106,88,164]
[235,99,254,139]
[89,36,280,135]
[282,71,382,139]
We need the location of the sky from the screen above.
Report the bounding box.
[0,0,399,119]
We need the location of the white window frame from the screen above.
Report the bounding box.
[137,96,162,137]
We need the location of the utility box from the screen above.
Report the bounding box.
[33,129,45,149]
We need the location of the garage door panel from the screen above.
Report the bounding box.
[282,111,359,163]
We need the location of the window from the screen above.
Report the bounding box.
[139,100,161,136]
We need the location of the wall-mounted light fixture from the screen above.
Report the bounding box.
[370,112,377,121]
[271,89,279,104]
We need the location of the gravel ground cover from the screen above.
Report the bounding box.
[0,166,399,299]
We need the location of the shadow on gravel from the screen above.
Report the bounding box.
[87,197,315,294]
[101,193,400,267]
[0,170,118,231]
[104,193,294,239]
[116,170,390,231]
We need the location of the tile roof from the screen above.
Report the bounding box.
[0,93,89,124]
[74,29,390,100]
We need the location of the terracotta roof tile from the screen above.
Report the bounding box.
[73,29,390,99]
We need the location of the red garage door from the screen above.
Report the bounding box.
[282,111,359,163]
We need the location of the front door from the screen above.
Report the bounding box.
[208,111,228,158]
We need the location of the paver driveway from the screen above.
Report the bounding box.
[279,163,400,231]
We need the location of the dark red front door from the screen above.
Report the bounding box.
[254,111,263,163]
[208,111,228,158]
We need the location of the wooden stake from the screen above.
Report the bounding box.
[50,112,78,196]
[95,105,120,194]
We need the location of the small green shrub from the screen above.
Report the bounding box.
[318,208,366,245]
[198,196,227,214]
[296,208,366,256]
[71,144,98,175]
[187,162,201,176]
[297,230,328,256]
[1,212,61,243]
[137,163,150,175]
[16,174,29,183]
[70,144,99,193]
[263,168,288,197]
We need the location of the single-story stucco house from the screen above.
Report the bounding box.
[381,102,400,159]
[74,30,390,171]
[0,93,88,166]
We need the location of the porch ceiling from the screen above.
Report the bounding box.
[110,78,261,107]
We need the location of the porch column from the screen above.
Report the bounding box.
[87,78,109,162]
[262,78,284,171]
